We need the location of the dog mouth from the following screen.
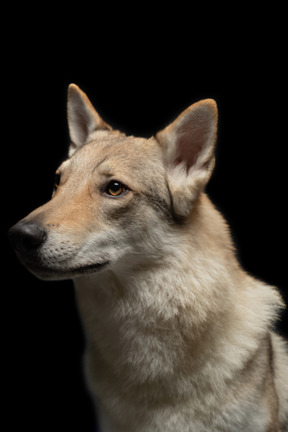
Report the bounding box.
[25,260,110,280]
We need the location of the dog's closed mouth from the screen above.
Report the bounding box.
[69,261,110,275]
[27,260,110,279]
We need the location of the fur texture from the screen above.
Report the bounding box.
[9,84,288,431]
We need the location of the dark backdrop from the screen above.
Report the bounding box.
[3,18,287,432]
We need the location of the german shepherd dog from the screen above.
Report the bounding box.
[9,85,288,431]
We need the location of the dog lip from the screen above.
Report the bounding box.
[69,261,110,274]
[25,260,110,278]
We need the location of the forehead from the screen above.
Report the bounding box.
[66,134,164,176]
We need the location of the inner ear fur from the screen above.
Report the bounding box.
[156,99,218,217]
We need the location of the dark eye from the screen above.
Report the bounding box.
[105,181,128,197]
[53,172,61,192]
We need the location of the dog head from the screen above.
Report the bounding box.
[9,84,217,280]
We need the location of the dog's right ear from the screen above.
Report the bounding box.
[67,84,112,157]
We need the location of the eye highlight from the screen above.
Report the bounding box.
[105,181,128,197]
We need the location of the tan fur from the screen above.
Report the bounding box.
[9,84,288,431]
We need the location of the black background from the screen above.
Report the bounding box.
[3,12,287,432]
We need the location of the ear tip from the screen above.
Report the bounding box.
[68,82,78,90]
[68,83,82,98]
[198,99,218,117]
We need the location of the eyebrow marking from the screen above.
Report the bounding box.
[92,156,108,174]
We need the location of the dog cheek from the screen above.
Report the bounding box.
[101,197,140,227]
[98,197,169,259]
[126,205,169,256]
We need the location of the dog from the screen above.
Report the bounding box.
[9,84,288,431]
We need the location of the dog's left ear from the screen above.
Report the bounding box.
[156,99,218,217]
[67,84,112,157]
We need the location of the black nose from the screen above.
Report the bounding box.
[9,221,47,255]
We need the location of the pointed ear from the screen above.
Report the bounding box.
[156,99,218,217]
[67,84,112,157]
